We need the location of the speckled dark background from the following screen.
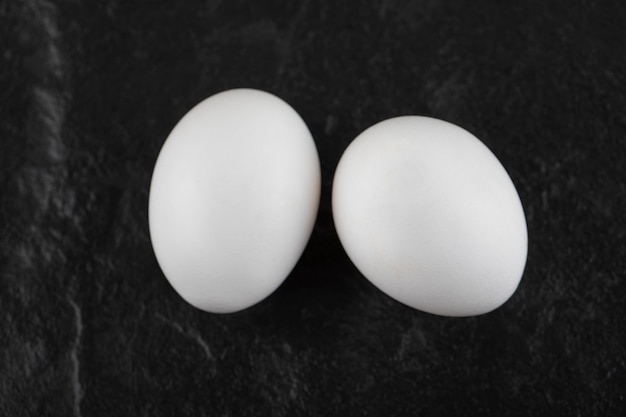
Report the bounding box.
[1,0,625,416]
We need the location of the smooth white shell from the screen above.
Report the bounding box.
[332,116,527,317]
[149,89,321,313]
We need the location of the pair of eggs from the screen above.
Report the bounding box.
[149,89,528,317]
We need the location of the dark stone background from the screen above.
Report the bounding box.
[1,0,625,415]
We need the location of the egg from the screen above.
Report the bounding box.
[149,89,321,313]
[332,116,528,317]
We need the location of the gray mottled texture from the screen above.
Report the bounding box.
[1,0,625,416]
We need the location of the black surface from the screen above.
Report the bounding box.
[1,1,625,416]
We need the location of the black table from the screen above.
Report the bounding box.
[1,1,624,415]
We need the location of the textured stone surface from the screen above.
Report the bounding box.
[1,0,625,415]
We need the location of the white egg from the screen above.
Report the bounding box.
[332,116,527,317]
[149,89,321,313]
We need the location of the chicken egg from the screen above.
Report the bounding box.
[332,116,528,316]
[149,89,321,313]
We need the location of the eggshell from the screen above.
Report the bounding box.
[332,116,528,317]
[149,89,321,313]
